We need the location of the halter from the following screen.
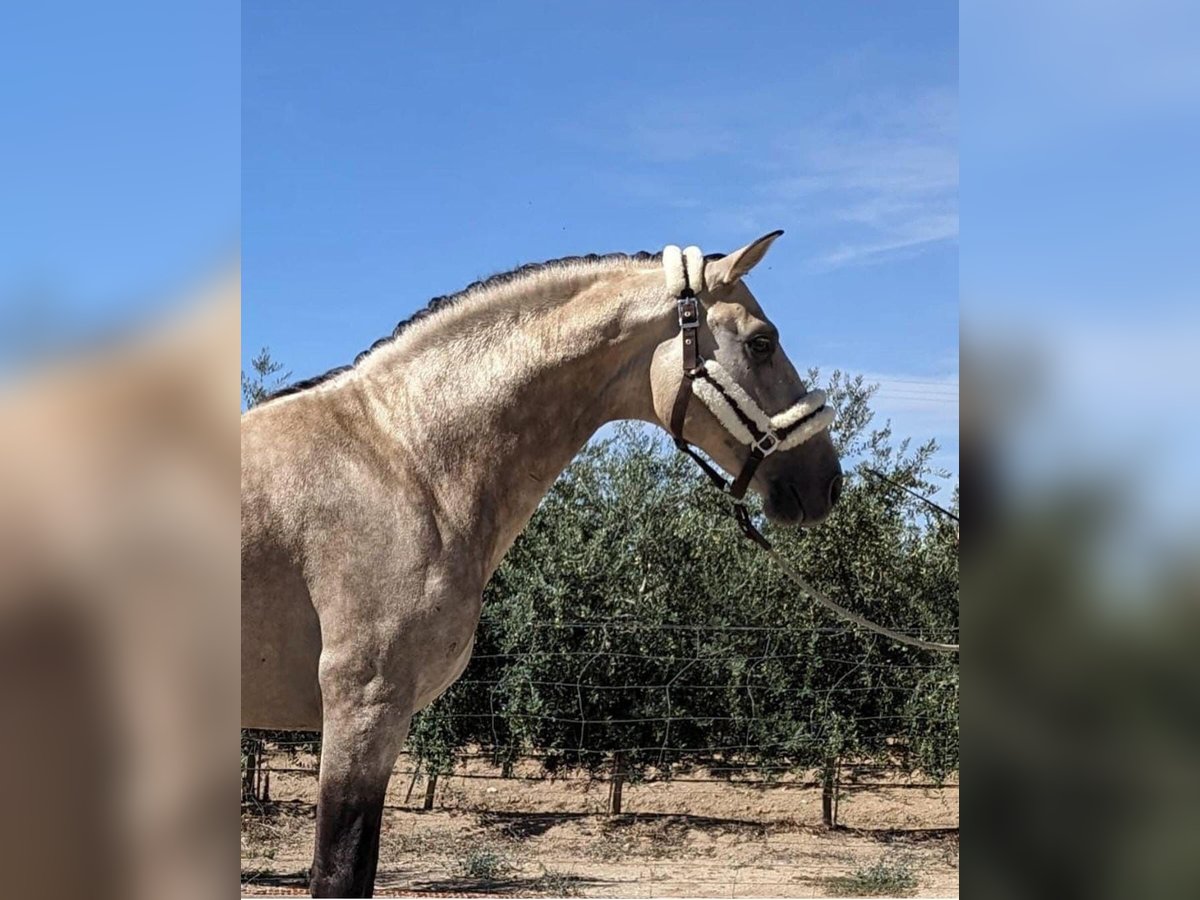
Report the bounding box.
[662,244,835,518]
[657,246,958,654]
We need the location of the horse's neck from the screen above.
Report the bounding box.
[363,267,668,572]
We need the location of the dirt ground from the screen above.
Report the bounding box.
[241,752,958,898]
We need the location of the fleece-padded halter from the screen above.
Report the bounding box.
[663,244,834,502]
[660,248,960,651]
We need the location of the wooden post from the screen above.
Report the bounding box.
[258,744,267,806]
[241,751,252,802]
[422,772,438,811]
[821,759,837,828]
[404,765,421,805]
[608,754,624,815]
[832,759,841,827]
[243,736,268,805]
[241,736,258,803]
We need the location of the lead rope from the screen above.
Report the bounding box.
[760,542,960,653]
[662,245,959,655]
[720,481,960,655]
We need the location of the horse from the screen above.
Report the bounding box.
[241,231,842,896]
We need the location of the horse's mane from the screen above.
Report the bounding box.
[262,250,672,403]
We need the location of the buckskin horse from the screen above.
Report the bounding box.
[241,232,842,896]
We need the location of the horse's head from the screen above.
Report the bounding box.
[651,231,842,527]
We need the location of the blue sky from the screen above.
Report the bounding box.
[244,2,959,487]
[0,1,239,356]
[962,0,1200,553]
[7,0,1194,578]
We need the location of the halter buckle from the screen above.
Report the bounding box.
[753,431,780,456]
[677,296,700,330]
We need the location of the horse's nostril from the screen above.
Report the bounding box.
[828,474,843,507]
[787,483,806,522]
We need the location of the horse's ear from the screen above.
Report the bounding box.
[705,230,784,288]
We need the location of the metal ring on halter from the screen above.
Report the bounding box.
[677,298,700,330]
[752,431,780,456]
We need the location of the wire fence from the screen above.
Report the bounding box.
[242,617,958,896]
[248,749,960,793]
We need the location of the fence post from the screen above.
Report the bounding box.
[255,740,270,804]
[242,734,269,805]
[608,753,624,815]
[422,772,439,811]
[404,764,421,805]
[821,758,838,828]
[241,735,257,803]
[832,758,841,827]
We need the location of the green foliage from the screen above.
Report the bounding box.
[534,867,584,896]
[241,346,290,408]
[825,854,919,896]
[409,371,958,781]
[457,846,511,880]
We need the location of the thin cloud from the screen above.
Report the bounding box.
[581,85,957,269]
[772,89,958,269]
[814,216,959,269]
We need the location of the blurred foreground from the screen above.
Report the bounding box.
[0,271,240,900]
[964,3,1200,897]
[965,333,1200,899]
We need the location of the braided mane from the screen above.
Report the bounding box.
[263,250,673,403]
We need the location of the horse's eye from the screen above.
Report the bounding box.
[748,335,775,359]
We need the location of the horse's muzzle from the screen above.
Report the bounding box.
[763,470,843,527]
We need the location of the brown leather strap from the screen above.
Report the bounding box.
[666,259,774,550]
[676,439,732,492]
[678,296,700,372]
[733,502,773,549]
[671,289,702,443]
[729,449,763,500]
[669,372,694,441]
